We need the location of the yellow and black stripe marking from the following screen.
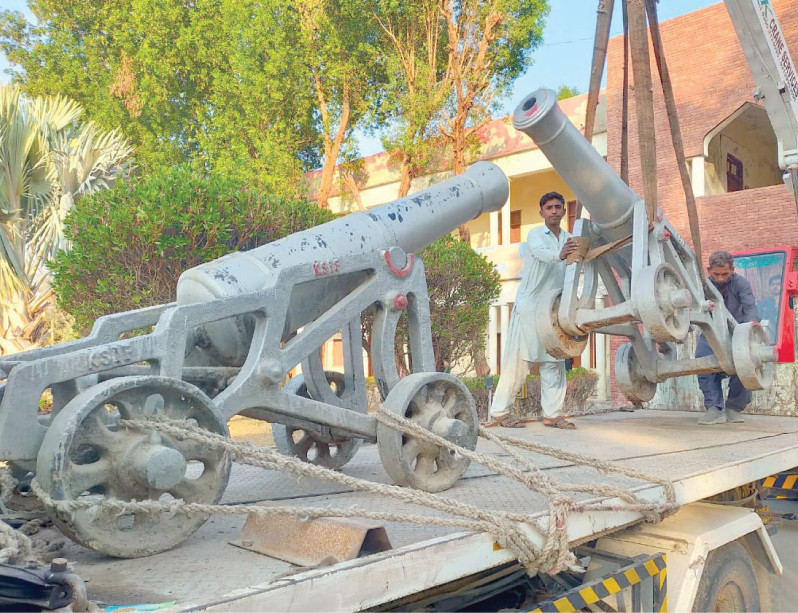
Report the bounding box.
[526,553,667,613]
[761,472,798,500]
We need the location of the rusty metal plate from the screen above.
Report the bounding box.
[231,507,392,566]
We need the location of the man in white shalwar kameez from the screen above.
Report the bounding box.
[489,192,578,429]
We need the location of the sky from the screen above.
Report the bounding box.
[0,0,719,156]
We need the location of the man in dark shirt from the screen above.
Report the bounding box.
[696,251,759,425]
[757,274,782,344]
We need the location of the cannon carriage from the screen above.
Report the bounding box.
[512,88,777,404]
[0,162,509,558]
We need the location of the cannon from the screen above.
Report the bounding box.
[512,88,777,403]
[0,162,508,557]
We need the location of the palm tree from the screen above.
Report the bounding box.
[0,85,134,353]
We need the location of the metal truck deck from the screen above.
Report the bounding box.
[58,409,798,611]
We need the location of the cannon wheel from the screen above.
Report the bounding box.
[273,372,363,470]
[615,343,657,403]
[36,376,231,558]
[377,373,477,493]
[732,321,774,391]
[634,264,691,343]
[535,290,588,359]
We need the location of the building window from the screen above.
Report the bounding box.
[727,154,743,192]
[510,210,522,243]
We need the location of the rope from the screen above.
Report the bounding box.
[31,419,557,575]
[20,409,677,576]
[0,472,33,563]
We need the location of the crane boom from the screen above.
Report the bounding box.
[724,0,798,209]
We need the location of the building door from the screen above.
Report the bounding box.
[727,154,744,192]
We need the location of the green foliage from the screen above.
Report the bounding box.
[439,0,549,174]
[556,85,582,100]
[0,1,322,196]
[0,83,133,351]
[299,0,387,205]
[376,0,450,193]
[422,234,501,370]
[50,165,335,331]
[362,234,501,372]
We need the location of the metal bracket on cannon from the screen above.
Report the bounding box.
[513,88,777,404]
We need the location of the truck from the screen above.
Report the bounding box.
[2,1,798,612]
[35,411,798,612]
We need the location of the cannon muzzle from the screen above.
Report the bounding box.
[176,162,509,365]
[512,88,639,241]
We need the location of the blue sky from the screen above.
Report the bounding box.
[1,0,719,155]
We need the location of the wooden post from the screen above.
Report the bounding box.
[627,0,658,223]
[578,0,616,220]
[621,0,630,184]
[585,0,615,143]
[645,0,705,281]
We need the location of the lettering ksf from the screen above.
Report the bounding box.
[313,260,340,278]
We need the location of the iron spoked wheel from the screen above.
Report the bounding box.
[615,343,657,403]
[377,373,478,493]
[36,376,231,558]
[732,321,775,391]
[634,264,691,343]
[273,372,363,470]
[535,290,588,359]
[693,541,760,612]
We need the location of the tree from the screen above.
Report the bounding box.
[50,165,336,332]
[361,234,500,375]
[1,1,390,201]
[298,0,387,208]
[439,0,548,237]
[0,84,133,353]
[556,85,581,100]
[376,0,450,198]
[0,1,320,196]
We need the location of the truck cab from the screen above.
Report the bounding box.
[732,245,798,362]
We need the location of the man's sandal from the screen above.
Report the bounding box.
[542,416,576,429]
[496,415,526,428]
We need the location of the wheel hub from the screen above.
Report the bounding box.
[136,445,187,490]
[430,415,469,448]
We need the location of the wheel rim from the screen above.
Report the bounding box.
[732,321,774,390]
[275,426,361,468]
[378,373,478,493]
[273,371,363,470]
[713,579,748,612]
[615,343,657,403]
[36,376,231,558]
[635,264,691,342]
[536,290,588,359]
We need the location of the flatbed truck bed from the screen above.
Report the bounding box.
[59,409,798,611]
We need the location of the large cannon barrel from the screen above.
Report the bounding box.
[512,88,639,241]
[176,161,509,365]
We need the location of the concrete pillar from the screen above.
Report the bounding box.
[499,304,511,372]
[690,156,706,197]
[487,306,498,374]
[594,293,610,400]
[490,210,500,247]
[501,200,511,246]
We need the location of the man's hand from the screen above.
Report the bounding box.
[559,238,579,260]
